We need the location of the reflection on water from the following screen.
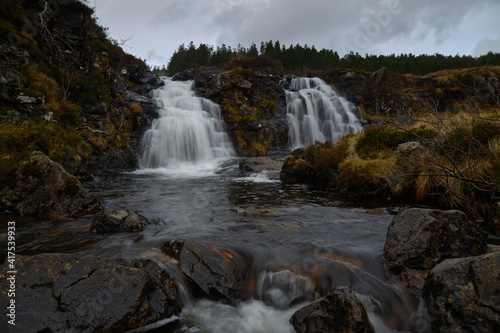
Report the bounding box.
[0,159,422,332]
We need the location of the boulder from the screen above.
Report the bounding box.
[162,240,247,303]
[395,141,426,157]
[290,287,375,333]
[90,208,149,233]
[383,208,487,295]
[0,151,100,218]
[0,253,181,332]
[424,252,500,333]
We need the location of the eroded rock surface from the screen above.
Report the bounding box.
[424,252,500,333]
[0,151,100,218]
[383,208,487,295]
[162,240,247,303]
[290,287,375,333]
[0,253,181,332]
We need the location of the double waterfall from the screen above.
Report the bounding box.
[285,77,363,149]
[140,76,363,170]
[140,78,236,170]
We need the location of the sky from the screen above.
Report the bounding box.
[93,0,500,68]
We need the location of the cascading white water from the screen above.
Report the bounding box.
[285,77,363,149]
[139,78,236,171]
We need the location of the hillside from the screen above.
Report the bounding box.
[0,0,162,183]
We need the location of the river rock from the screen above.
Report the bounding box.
[90,208,149,233]
[290,287,375,333]
[0,151,100,218]
[162,240,247,303]
[383,208,487,295]
[0,253,181,332]
[423,252,500,333]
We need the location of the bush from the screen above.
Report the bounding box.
[338,157,397,197]
[355,126,412,158]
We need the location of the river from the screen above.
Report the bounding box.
[0,160,425,332]
[0,77,427,332]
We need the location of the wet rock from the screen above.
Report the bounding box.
[290,287,375,333]
[0,253,181,333]
[383,208,487,296]
[423,252,500,333]
[161,240,247,303]
[128,65,164,93]
[90,208,149,233]
[0,151,100,218]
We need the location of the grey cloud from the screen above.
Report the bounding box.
[95,0,499,66]
[473,36,500,56]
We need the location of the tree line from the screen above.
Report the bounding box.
[157,40,500,76]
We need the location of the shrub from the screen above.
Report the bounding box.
[339,157,397,197]
[355,126,412,159]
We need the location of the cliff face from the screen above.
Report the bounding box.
[0,0,162,181]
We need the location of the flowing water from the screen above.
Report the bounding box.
[0,78,427,332]
[285,77,363,149]
[140,78,236,170]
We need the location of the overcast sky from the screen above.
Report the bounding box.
[93,0,500,68]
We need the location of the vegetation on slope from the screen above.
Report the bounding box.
[0,0,154,184]
[281,68,500,232]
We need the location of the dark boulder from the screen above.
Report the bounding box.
[0,253,181,332]
[383,208,487,295]
[424,252,500,333]
[0,151,100,218]
[162,240,247,303]
[90,208,149,233]
[290,287,375,333]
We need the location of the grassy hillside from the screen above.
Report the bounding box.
[0,0,155,183]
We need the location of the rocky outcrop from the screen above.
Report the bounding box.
[90,208,149,233]
[423,252,500,333]
[383,208,487,295]
[173,67,288,156]
[0,253,181,333]
[290,287,375,333]
[162,240,247,303]
[0,44,28,101]
[0,151,99,218]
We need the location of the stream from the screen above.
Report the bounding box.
[0,161,423,332]
[0,77,427,332]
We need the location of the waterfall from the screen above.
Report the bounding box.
[139,78,236,170]
[285,77,363,149]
